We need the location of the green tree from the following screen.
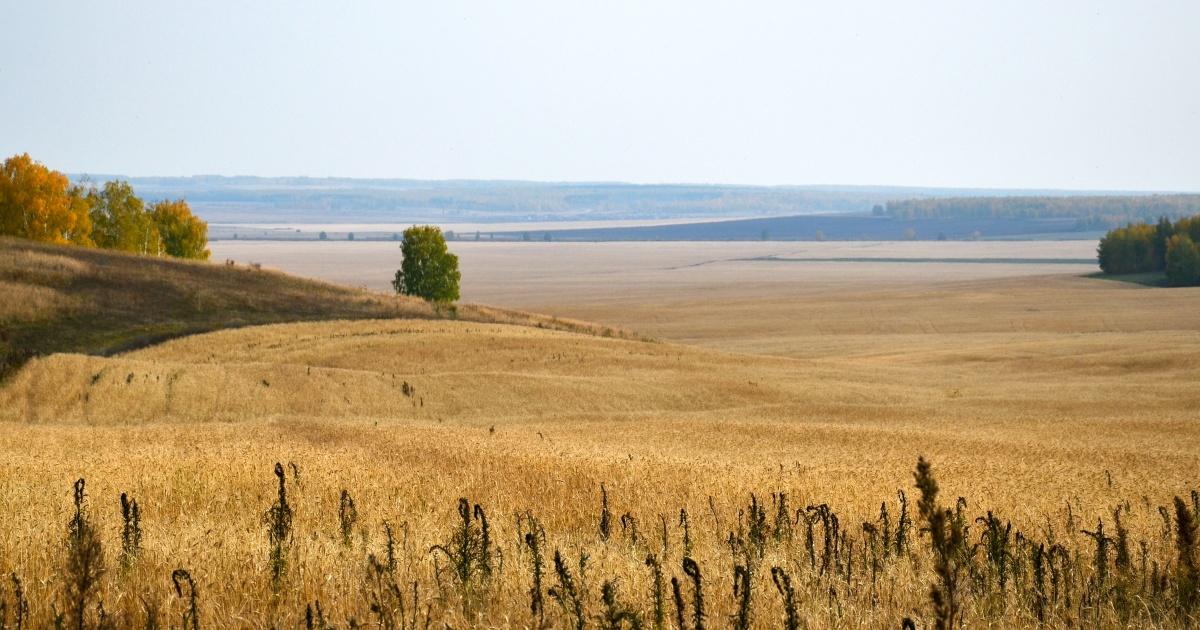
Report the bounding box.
[392,225,460,302]
[1097,222,1159,274]
[88,181,161,254]
[1153,216,1175,267]
[151,199,210,259]
[1165,234,1200,287]
[1178,216,1200,243]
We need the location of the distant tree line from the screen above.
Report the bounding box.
[119,177,935,223]
[1098,215,1200,286]
[887,194,1200,228]
[0,153,209,259]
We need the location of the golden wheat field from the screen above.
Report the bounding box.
[2,240,1200,628]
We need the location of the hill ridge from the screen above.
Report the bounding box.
[0,236,634,378]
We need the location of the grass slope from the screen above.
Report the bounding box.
[0,236,625,376]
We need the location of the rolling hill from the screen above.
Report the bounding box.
[0,236,626,377]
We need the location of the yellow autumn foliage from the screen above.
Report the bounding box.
[0,153,93,246]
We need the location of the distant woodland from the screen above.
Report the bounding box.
[78,175,1175,225]
[92,179,920,223]
[887,195,1200,228]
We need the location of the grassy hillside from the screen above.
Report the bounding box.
[0,236,623,376]
[5,318,1197,426]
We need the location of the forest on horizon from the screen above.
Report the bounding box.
[68,175,1192,225]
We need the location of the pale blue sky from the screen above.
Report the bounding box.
[2,1,1197,190]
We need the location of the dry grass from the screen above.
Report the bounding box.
[0,248,92,322]
[0,279,80,322]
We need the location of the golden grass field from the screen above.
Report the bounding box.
[1,238,1199,627]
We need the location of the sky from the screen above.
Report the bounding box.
[2,1,1198,190]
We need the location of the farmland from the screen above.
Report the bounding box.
[210,239,1129,356]
[1,236,1199,627]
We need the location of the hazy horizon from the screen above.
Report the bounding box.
[5,2,1199,191]
[59,173,1199,196]
[63,173,1196,196]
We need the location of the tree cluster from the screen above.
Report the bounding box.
[888,194,1200,227]
[0,153,209,259]
[1098,215,1200,286]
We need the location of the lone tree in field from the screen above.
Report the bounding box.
[393,225,460,302]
